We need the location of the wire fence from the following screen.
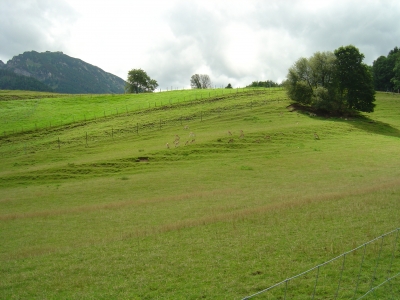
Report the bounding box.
[242,228,400,299]
[0,91,289,158]
[1,87,284,136]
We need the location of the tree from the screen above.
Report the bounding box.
[126,69,158,93]
[334,45,375,112]
[285,52,337,110]
[225,83,233,89]
[372,47,400,91]
[392,56,400,91]
[285,45,375,114]
[190,74,211,89]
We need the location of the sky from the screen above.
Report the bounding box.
[1,0,400,89]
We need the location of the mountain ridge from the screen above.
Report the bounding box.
[0,51,126,94]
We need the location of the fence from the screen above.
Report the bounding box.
[0,91,288,158]
[242,228,400,299]
[1,87,284,136]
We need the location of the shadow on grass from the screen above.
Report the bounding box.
[288,103,400,139]
[348,117,400,138]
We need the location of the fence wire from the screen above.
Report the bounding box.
[0,93,288,158]
[242,228,400,300]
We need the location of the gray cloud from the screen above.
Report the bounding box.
[0,0,77,63]
[145,0,400,88]
[1,0,400,90]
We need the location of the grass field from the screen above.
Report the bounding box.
[0,89,399,299]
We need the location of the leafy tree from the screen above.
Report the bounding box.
[225,83,233,89]
[334,45,375,112]
[126,69,158,93]
[286,52,336,109]
[285,45,375,114]
[190,74,211,89]
[372,47,400,91]
[392,56,400,91]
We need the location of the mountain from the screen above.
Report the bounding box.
[0,69,54,92]
[0,51,126,94]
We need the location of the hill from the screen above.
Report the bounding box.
[0,69,53,92]
[0,89,399,298]
[0,51,126,94]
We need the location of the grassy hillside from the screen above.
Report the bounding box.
[0,89,399,299]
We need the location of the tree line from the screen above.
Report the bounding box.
[372,47,400,92]
[125,69,280,93]
[125,45,399,117]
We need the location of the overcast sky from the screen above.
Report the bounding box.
[1,0,400,89]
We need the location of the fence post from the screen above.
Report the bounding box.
[387,228,399,278]
[312,266,320,300]
[370,236,385,291]
[335,253,347,299]
[353,244,367,299]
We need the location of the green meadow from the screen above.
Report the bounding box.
[0,89,399,299]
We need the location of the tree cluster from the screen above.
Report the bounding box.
[285,45,375,114]
[190,74,212,89]
[372,47,400,91]
[246,80,280,88]
[125,69,158,93]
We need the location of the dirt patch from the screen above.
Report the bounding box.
[136,157,149,162]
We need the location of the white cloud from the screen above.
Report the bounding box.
[0,0,77,61]
[1,0,400,89]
